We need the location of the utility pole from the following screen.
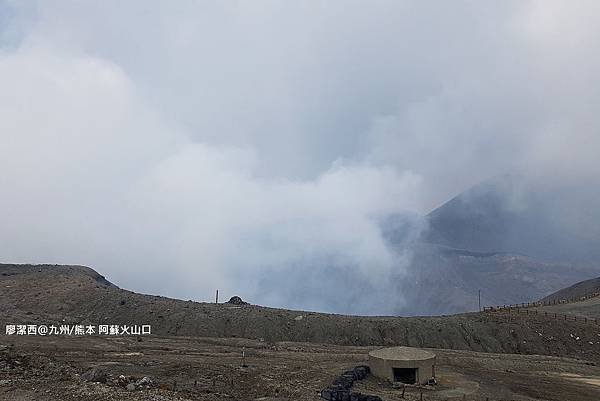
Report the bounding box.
[478,289,481,312]
[215,289,219,304]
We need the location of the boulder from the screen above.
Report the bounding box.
[135,376,155,387]
[116,375,129,387]
[81,367,108,383]
[227,296,248,305]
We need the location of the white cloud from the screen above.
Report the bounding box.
[0,41,423,313]
[1,1,600,313]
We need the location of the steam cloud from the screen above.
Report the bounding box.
[1,1,600,314]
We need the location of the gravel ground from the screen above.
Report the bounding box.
[1,336,600,401]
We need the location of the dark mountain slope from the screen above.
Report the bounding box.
[424,175,600,265]
[401,244,594,315]
[530,277,600,320]
[408,174,600,314]
[541,276,600,303]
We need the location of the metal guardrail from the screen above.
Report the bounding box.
[482,291,600,325]
[485,307,600,324]
[482,291,600,312]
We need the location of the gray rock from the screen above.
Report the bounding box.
[116,374,130,387]
[135,376,154,387]
[126,383,136,391]
[227,295,248,305]
[81,367,108,383]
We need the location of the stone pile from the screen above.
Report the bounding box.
[320,365,382,401]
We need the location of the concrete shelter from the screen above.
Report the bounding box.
[368,346,436,385]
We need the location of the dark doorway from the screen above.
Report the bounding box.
[393,367,417,384]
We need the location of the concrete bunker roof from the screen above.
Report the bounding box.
[368,346,436,361]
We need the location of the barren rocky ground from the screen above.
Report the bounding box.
[2,336,600,401]
[2,264,600,400]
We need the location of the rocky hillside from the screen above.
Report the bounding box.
[541,276,600,303]
[3,264,600,363]
[398,243,594,315]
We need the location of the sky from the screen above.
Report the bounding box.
[1,1,600,313]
